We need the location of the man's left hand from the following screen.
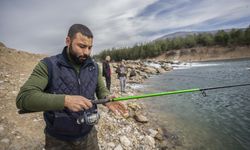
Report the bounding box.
[105,98,129,117]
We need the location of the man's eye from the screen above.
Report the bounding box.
[80,45,87,48]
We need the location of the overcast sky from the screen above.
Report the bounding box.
[1,0,250,55]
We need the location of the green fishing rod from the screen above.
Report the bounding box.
[18,83,250,114]
[92,83,250,104]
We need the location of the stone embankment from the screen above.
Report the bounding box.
[97,60,181,150]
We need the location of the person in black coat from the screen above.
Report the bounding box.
[102,56,111,91]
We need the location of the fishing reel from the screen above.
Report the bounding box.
[75,99,111,125]
[76,109,100,125]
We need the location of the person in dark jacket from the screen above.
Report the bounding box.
[16,24,128,150]
[102,55,111,91]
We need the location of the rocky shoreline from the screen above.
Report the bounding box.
[97,60,182,150]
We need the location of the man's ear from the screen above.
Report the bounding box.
[66,36,71,47]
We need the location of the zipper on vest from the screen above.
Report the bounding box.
[77,73,81,95]
[78,78,81,85]
[72,67,81,95]
[78,65,86,95]
[76,64,91,95]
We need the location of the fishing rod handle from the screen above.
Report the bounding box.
[91,98,110,104]
[18,99,110,114]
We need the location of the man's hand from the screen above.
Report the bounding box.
[105,101,129,117]
[64,95,93,112]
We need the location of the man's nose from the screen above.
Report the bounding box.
[82,47,90,55]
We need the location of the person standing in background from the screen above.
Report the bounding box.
[116,60,127,94]
[102,56,111,91]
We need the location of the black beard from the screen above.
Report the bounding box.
[69,45,89,65]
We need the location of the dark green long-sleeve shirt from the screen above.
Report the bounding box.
[16,57,109,112]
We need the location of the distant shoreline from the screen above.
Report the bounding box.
[190,57,250,63]
[155,46,250,63]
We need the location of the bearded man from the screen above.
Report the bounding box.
[16,24,127,150]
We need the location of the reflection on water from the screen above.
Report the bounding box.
[142,59,250,150]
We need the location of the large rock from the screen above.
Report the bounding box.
[148,128,158,137]
[107,142,116,148]
[155,128,164,141]
[156,68,166,74]
[162,64,173,71]
[0,125,5,136]
[142,67,157,74]
[120,136,132,147]
[134,113,148,123]
[127,102,141,111]
[137,71,148,79]
[1,138,10,144]
[145,135,155,147]
[114,144,123,150]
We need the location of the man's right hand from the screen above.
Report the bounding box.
[64,95,93,112]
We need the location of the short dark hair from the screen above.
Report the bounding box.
[67,24,93,40]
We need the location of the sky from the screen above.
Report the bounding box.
[0,0,250,55]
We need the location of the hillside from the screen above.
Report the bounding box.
[96,26,250,61]
[156,28,236,40]
[154,46,250,62]
[0,45,46,149]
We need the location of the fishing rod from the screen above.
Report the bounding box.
[92,83,250,104]
[18,83,250,114]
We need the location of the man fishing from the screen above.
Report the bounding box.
[16,24,128,150]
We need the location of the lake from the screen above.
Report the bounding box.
[141,59,250,150]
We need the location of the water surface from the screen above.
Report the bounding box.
[142,59,250,150]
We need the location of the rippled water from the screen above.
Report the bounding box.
[142,59,250,150]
